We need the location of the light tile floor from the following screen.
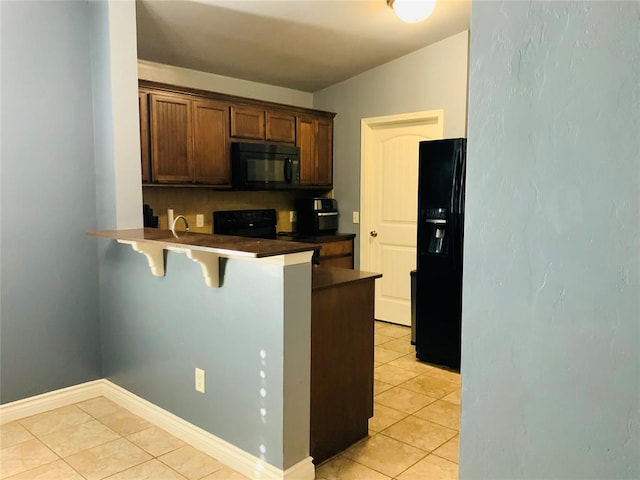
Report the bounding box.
[316,321,460,480]
[0,321,459,480]
[0,397,248,480]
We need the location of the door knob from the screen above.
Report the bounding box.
[370,230,378,238]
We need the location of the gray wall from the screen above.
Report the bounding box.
[461,2,639,478]
[93,1,313,471]
[99,244,311,470]
[0,1,101,403]
[90,0,117,230]
[313,30,469,266]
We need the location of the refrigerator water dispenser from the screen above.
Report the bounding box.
[423,208,448,255]
[425,222,448,255]
[429,226,446,254]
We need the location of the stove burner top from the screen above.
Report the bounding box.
[213,209,277,239]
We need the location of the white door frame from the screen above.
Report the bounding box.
[359,110,444,274]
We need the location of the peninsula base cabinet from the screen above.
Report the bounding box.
[310,268,381,465]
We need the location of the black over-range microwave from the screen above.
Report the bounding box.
[231,142,300,189]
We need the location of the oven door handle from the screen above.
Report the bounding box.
[284,158,293,183]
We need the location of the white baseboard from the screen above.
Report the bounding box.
[0,380,105,425]
[0,380,315,480]
[101,381,315,480]
[283,456,316,480]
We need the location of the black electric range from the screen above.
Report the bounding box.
[212,209,278,239]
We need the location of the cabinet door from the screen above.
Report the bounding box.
[150,93,193,183]
[266,111,295,143]
[315,117,333,186]
[320,240,353,257]
[230,106,265,140]
[192,100,230,185]
[322,256,354,269]
[319,239,354,269]
[296,116,316,185]
[139,91,150,183]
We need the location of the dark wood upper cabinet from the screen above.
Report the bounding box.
[266,111,295,143]
[138,91,150,184]
[297,115,334,186]
[140,80,334,188]
[316,117,333,186]
[231,107,296,144]
[230,106,264,140]
[147,93,230,186]
[150,93,193,183]
[296,116,317,185]
[192,99,230,185]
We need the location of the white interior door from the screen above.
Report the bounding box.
[360,111,444,326]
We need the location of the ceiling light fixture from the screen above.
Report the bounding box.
[387,0,436,23]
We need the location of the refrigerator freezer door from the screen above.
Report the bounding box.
[415,138,466,370]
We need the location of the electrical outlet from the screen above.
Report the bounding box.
[352,211,360,224]
[289,210,297,223]
[196,214,204,228]
[195,368,205,393]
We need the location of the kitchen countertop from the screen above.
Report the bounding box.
[88,228,320,258]
[88,229,377,290]
[312,265,382,291]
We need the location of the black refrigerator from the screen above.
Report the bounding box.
[415,138,466,370]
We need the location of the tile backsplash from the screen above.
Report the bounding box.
[143,188,329,234]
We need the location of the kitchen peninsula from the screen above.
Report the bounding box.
[89,229,380,478]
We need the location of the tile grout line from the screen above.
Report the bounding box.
[3,399,196,480]
[345,429,457,479]
[368,322,460,477]
[75,400,190,480]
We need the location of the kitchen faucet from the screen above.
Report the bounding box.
[170,215,189,238]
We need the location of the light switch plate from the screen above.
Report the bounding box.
[352,211,360,224]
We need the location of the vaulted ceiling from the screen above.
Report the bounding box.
[136,0,471,92]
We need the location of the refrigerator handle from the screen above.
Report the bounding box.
[458,149,466,215]
[450,148,459,214]
[451,146,464,268]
